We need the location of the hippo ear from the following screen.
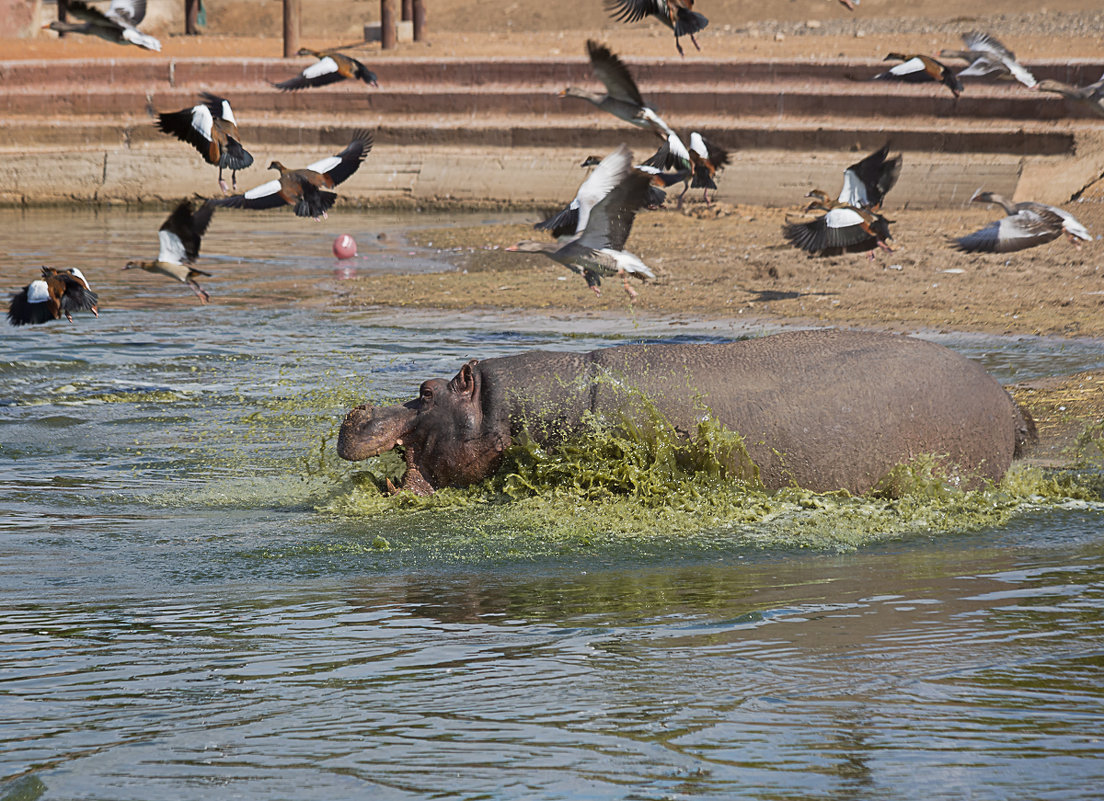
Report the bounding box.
[448,360,480,400]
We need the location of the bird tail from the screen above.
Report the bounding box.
[691,164,716,190]
[674,9,709,37]
[220,139,254,171]
[295,190,338,219]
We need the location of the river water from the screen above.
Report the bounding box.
[2,208,1103,800]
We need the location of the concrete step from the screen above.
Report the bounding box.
[3,56,1103,90]
[0,113,1081,156]
[2,82,1099,124]
[0,144,1036,209]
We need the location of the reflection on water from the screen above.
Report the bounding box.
[2,208,1103,800]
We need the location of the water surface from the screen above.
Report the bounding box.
[2,208,1103,801]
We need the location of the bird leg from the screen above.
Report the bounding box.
[674,35,685,57]
[690,33,701,52]
[591,285,602,298]
[617,270,639,303]
[188,280,211,304]
[677,183,690,209]
[218,167,230,195]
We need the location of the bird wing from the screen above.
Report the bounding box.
[156,103,215,157]
[121,26,160,50]
[876,57,932,81]
[200,92,236,125]
[159,200,215,263]
[66,0,117,27]
[691,133,729,168]
[212,178,288,210]
[962,31,1016,62]
[956,55,1006,79]
[26,279,51,304]
[603,0,665,26]
[954,208,1064,253]
[108,0,147,25]
[534,201,580,238]
[273,57,345,90]
[1020,202,1092,241]
[577,168,652,251]
[156,226,187,265]
[573,143,633,235]
[839,144,901,208]
[309,130,373,187]
[960,30,1034,86]
[586,40,646,107]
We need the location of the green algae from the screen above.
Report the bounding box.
[320,403,1104,554]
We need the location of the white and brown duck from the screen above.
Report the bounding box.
[784,193,894,257]
[155,93,254,193]
[211,130,373,220]
[124,199,217,304]
[603,0,709,56]
[874,53,963,97]
[8,266,99,326]
[274,49,379,91]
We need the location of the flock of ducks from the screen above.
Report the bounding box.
[7,0,1101,320]
[10,4,382,325]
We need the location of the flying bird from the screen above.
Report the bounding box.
[45,0,161,51]
[603,0,709,56]
[155,93,254,193]
[783,194,893,257]
[210,130,373,220]
[540,153,684,237]
[8,267,99,326]
[834,143,902,211]
[509,145,656,301]
[952,190,1092,253]
[561,41,685,145]
[874,53,963,97]
[124,199,217,303]
[685,132,729,205]
[1033,72,1104,119]
[274,48,379,91]
[938,31,1036,88]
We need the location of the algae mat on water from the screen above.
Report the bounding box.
[320,409,1104,557]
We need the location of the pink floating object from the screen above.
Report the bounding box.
[333,233,357,259]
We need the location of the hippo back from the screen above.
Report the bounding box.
[586,329,1020,493]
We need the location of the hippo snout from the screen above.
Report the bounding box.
[337,403,415,462]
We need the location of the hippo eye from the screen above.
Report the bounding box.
[420,387,433,401]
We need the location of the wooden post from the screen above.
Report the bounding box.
[185,0,200,35]
[401,0,413,21]
[380,0,396,50]
[56,0,69,37]
[413,0,426,41]
[283,0,300,58]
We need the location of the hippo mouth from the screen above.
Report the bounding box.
[337,403,435,495]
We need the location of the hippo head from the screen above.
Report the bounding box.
[337,360,509,495]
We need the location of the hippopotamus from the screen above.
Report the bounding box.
[338,329,1033,495]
